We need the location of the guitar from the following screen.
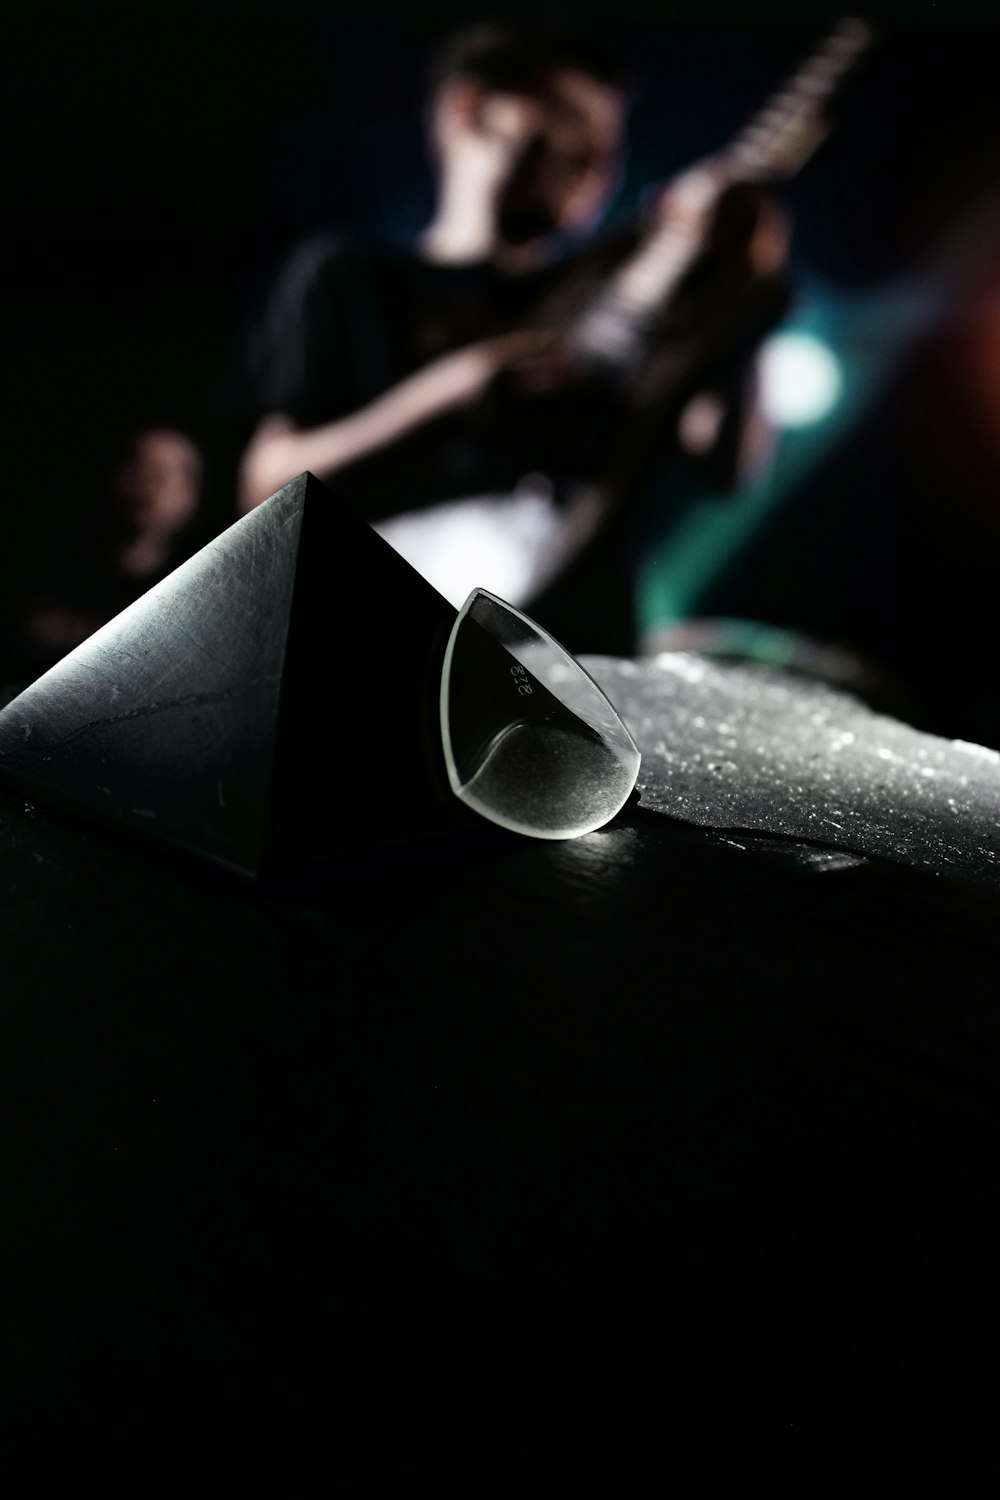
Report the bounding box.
[374,17,876,618]
[567,16,874,379]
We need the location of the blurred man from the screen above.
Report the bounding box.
[238,24,787,649]
[4,426,204,695]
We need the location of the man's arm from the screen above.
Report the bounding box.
[237,328,559,514]
[618,175,791,495]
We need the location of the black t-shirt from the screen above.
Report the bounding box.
[240,228,783,650]
[242,231,646,523]
[246,234,572,419]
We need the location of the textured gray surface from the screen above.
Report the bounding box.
[584,652,999,887]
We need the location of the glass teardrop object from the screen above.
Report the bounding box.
[439,589,641,839]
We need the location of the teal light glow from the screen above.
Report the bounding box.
[637,274,941,632]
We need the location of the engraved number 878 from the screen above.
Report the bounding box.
[510,663,533,697]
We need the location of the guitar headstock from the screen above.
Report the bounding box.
[726,16,876,184]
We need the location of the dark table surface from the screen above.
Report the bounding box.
[3,652,998,1489]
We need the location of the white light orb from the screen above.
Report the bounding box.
[759,331,844,429]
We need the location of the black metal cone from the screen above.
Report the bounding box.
[0,473,474,877]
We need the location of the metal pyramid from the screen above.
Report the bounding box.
[0,472,474,877]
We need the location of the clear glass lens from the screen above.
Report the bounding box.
[440,589,641,839]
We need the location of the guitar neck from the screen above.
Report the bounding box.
[725,14,874,183]
[574,16,875,364]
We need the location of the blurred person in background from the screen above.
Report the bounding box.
[2,425,204,702]
[236,22,789,651]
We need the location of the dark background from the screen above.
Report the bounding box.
[5,0,1000,740]
[3,8,1000,1482]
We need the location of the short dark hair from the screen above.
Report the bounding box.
[427,22,634,100]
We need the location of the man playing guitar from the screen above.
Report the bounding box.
[237,22,859,649]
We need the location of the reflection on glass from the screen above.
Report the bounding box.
[440,588,641,839]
